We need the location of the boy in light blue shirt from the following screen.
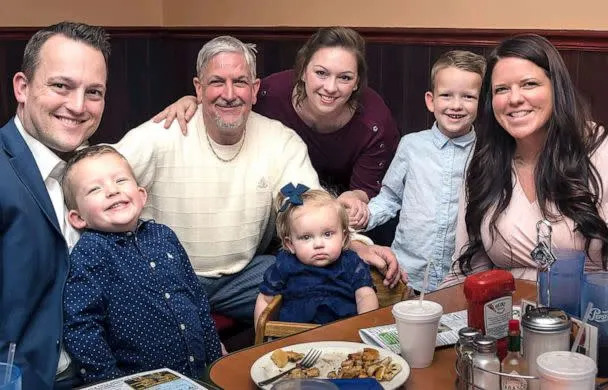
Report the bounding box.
[361,51,486,292]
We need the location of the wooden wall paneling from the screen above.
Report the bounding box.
[255,39,302,78]
[364,43,382,95]
[253,40,275,77]
[0,44,13,120]
[0,39,26,122]
[154,38,201,106]
[3,28,608,144]
[94,37,129,145]
[401,45,432,134]
[124,37,153,131]
[147,37,182,117]
[94,37,158,144]
[376,44,406,134]
[559,49,580,86]
[576,51,608,126]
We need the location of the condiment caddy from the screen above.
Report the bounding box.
[457,268,598,389]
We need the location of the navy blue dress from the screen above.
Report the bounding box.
[259,249,374,324]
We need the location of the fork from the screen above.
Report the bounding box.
[258,348,322,386]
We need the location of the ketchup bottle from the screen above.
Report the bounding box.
[464,270,515,360]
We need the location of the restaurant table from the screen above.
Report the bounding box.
[208,280,538,389]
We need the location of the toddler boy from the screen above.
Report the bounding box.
[61,145,221,383]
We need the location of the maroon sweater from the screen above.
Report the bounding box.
[255,70,399,198]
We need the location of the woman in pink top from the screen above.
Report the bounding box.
[442,34,608,286]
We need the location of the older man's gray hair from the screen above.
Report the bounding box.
[196,35,257,80]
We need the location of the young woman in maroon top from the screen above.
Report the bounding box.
[254,28,400,204]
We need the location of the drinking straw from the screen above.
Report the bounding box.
[419,260,432,305]
[571,302,593,353]
[3,342,15,385]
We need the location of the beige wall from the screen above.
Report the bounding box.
[3,0,608,30]
[164,0,608,30]
[0,0,163,27]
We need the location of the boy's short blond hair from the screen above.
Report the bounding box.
[62,145,134,211]
[275,188,350,250]
[430,50,486,91]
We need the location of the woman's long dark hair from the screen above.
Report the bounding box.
[457,34,608,274]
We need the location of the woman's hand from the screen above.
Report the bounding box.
[152,95,198,135]
[338,190,370,229]
[350,241,407,288]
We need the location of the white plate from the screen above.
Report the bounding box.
[250,341,410,389]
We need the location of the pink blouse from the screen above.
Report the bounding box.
[441,136,608,287]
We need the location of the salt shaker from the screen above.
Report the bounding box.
[456,327,481,390]
[521,307,571,390]
[472,335,500,390]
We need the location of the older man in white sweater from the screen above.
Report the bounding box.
[117,36,400,322]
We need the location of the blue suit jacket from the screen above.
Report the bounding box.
[0,118,68,390]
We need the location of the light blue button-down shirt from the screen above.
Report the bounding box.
[367,123,475,291]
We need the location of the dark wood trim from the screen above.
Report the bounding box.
[2,26,608,51]
[4,25,608,142]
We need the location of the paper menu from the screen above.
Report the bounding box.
[80,368,211,390]
[358,309,468,354]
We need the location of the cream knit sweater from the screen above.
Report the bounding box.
[116,107,320,277]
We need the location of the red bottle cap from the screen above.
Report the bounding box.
[463,270,515,302]
[508,319,520,332]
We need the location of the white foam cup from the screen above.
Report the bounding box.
[392,300,443,368]
[536,351,597,390]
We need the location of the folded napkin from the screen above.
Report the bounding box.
[328,378,383,390]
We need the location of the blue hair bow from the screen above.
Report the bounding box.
[278,183,310,212]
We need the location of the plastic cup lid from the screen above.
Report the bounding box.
[536,351,597,381]
[392,300,443,321]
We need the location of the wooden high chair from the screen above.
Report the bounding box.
[254,268,412,345]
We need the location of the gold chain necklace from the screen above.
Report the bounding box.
[205,128,246,163]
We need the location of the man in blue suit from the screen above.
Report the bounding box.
[0,22,110,390]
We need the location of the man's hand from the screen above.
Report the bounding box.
[350,241,407,288]
[152,95,198,135]
[338,190,369,229]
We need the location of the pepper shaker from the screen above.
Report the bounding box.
[456,327,481,390]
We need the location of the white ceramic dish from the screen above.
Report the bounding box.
[250,341,410,389]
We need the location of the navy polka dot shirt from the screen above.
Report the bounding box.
[63,220,221,383]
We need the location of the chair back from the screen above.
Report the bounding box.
[371,268,411,307]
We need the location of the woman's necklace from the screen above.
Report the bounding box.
[292,93,354,133]
[205,128,246,163]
